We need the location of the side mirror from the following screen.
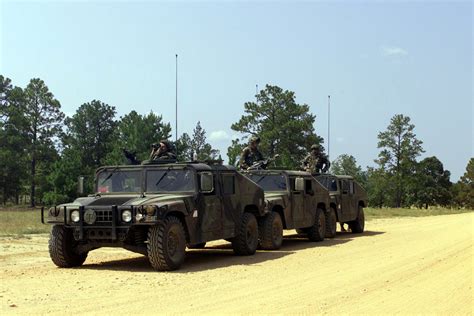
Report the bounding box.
[295,177,305,191]
[200,172,214,193]
[78,176,84,195]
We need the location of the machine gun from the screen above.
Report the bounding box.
[122,148,141,165]
[247,154,280,171]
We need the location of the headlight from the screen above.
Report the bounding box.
[71,210,80,223]
[122,210,132,222]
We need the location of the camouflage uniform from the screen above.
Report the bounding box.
[150,140,177,161]
[302,145,330,173]
[239,136,264,170]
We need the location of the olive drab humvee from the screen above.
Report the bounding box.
[42,161,266,271]
[314,174,368,233]
[243,170,331,250]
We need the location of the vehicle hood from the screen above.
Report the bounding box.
[62,193,194,208]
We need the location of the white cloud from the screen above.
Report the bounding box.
[381,46,408,57]
[209,130,231,142]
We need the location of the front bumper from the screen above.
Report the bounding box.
[42,205,158,241]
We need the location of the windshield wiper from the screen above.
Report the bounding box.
[100,166,119,185]
[155,168,171,188]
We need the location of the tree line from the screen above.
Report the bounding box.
[1,76,472,209]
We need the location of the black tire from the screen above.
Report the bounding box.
[49,225,87,268]
[147,216,186,271]
[307,208,326,242]
[188,242,206,249]
[325,207,337,238]
[232,213,259,256]
[258,212,283,250]
[349,206,365,234]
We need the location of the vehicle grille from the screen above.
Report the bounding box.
[95,209,113,224]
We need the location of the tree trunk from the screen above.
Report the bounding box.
[30,152,36,207]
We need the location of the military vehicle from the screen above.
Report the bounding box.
[314,174,367,233]
[243,170,330,250]
[42,160,267,271]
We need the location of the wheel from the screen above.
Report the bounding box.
[325,207,337,238]
[307,208,326,242]
[147,216,186,271]
[349,206,365,233]
[232,213,259,255]
[188,242,206,249]
[258,212,283,250]
[49,225,87,268]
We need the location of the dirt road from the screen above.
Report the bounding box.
[1,213,472,315]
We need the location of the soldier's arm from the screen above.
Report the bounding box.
[239,148,250,169]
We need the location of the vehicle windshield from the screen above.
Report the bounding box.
[146,169,195,192]
[316,176,338,192]
[97,169,142,193]
[248,174,287,191]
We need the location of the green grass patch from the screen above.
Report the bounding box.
[0,208,50,236]
[365,207,472,220]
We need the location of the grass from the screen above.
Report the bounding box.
[364,207,472,220]
[0,207,472,236]
[0,208,50,236]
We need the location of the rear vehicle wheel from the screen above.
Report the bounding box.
[49,225,87,268]
[258,212,283,250]
[232,213,259,255]
[349,206,365,233]
[188,242,206,249]
[147,216,186,271]
[325,207,337,238]
[307,208,326,242]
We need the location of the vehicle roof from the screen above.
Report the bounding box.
[314,173,354,180]
[245,170,311,177]
[96,162,237,173]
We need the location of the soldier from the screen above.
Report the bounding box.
[302,144,330,173]
[239,136,264,170]
[149,140,176,161]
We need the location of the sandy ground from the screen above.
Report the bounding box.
[0,213,473,315]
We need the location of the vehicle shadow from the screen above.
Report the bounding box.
[79,230,384,273]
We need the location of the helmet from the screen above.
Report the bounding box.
[160,140,171,150]
[249,136,261,144]
[311,144,320,150]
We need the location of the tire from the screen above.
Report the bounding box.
[349,206,365,234]
[325,207,337,238]
[232,213,259,256]
[307,208,326,242]
[49,225,87,268]
[147,216,186,271]
[258,212,283,250]
[188,242,206,249]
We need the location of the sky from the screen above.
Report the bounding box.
[1,0,472,180]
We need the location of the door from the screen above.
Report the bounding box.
[199,172,223,235]
[339,179,352,222]
[220,173,237,233]
[302,179,316,226]
[290,177,305,227]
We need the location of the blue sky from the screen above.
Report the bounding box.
[1,0,472,180]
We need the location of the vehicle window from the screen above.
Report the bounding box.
[316,176,338,192]
[349,181,355,194]
[248,174,287,191]
[305,179,312,194]
[97,170,142,193]
[341,180,350,194]
[222,174,235,195]
[146,169,195,192]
